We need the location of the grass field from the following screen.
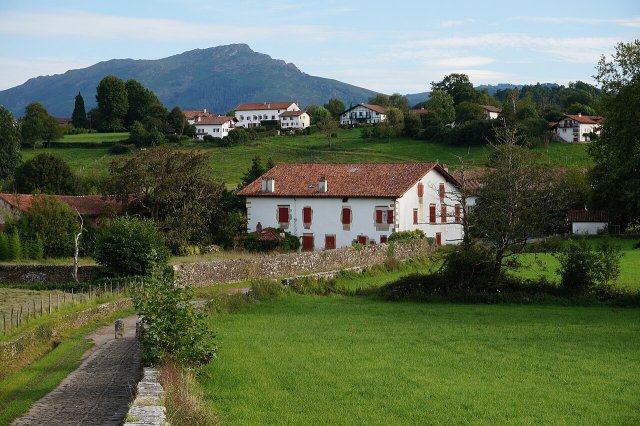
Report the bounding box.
[60,132,129,143]
[20,130,592,186]
[201,294,640,425]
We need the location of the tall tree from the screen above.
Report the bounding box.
[20,102,62,149]
[14,153,82,194]
[590,40,640,229]
[425,90,455,125]
[316,117,338,147]
[124,79,167,131]
[0,106,21,180]
[95,75,128,132]
[71,92,89,128]
[431,73,480,105]
[167,106,187,135]
[324,98,345,118]
[380,107,404,142]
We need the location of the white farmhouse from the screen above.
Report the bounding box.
[279,110,311,129]
[237,163,464,251]
[193,115,236,140]
[480,105,502,120]
[183,109,210,125]
[556,114,603,143]
[340,103,387,125]
[234,102,300,128]
[567,210,609,235]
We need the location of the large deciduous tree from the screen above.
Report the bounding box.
[124,79,167,131]
[425,90,455,125]
[316,116,338,147]
[71,92,89,129]
[431,73,481,105]
[589,40,640,229]
[20,102,62,148]
[14,153,82,194]
[324,98,345,118]
[95,75,129,132]
[107,147,227,248]
[0,106,21,180]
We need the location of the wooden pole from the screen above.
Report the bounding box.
[57,293,60,311]
[48,293,52,314]
[2,311,5,335]
[33,300,36,318]
[10,307,14,331]
[40,296,43,316]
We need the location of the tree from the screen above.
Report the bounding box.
[95,75,128,132]
[431,73,481,105]
[14,153,82,194]
[324,98,345,118]
[389,93,410,112]
[167,106,187,135]
[71,92,89,129]
[0,105,21,180]
[368,93,390,107]
[94,216,170,276]
[20,102,62,148]
[239,155,270,189]
[380,107,404,142]
[124,79,168,131]
[403,111,422,137]
[107,147,227,248]
[455,102,484,125]
[310,106,331,124]
[316,117,338,147]
[590,40,640,229]
[473,141,563,278]
[425,90,455,125]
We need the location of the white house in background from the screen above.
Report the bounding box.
[193,115,236,140]
[340,103,387,125]
[567,210,609,235]
[237,163,464,251]
[234,102,300,128]
[279,110,311,129]
[183,109,210,125]
[556,114,603,143]
[480,105,502,120]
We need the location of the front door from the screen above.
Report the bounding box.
[302,234,314,251]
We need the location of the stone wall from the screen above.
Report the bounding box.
[0,265,101,284]
[174,240,432,286]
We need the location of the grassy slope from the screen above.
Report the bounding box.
[202,295,640,425]
[60,132,129,143]
[21,130,592,186]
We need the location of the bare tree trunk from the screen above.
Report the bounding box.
[72,209,84,283]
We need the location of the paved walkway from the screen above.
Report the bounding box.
[13,315,141,426]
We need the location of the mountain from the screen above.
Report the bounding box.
[0,44,378,118]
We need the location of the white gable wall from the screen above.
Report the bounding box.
[194,121,233,140]
[280,112,311,129]
[235,104,300,128]
[340,105,386,125]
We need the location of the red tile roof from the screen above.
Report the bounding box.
[237,163,458,198]
[480,105,502,113]
[409,108,432,115]
[0,194,119,217]
[279,110,308,117]
[567,209,609,223]
[341,103,387,115]
[234,102,297,111]
[452,169,488,192]
[195,115,235,125]
[562,114,603,125]
[183,110,209,119]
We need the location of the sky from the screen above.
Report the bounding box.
[0,0,638,94]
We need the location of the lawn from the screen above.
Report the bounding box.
[60,132,129,143]
[19,129,592,187]
[201,294,640,425]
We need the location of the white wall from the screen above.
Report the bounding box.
[235,104,299,128]
[340,105,386,125]
[556,118,600,143]
[572,222,607,235]
[280,112,311,129]
[194,121,233,139]
[0,200,20,225]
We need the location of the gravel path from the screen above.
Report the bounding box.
[13,315,141,426]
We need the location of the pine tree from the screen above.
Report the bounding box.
[8,230,21,260]
[72,92,89,129]
[35,235,45,260]
[0,233,9,260]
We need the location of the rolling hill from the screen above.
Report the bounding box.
[0,44,378,118]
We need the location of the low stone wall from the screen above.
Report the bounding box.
[124,368,166,426]
[0,265,101,284]
[174,240,432,287]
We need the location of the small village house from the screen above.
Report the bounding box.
[340,103,387,126]
[567,209,609,235]
[555,114,603,143]
[234,102,300,128]
[479,105,502,120]
[193,115,236,140]
[237,163,464,250]
[279,110,311,129]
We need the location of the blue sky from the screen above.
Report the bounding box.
[0,0,638,93]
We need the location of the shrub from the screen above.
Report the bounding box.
[133,268,216,366]
[0,233,8,260]
[93,216,170,276]
[235,228,300,252]
[388,229,425,242]
[440,243,497,291]
[14,153,82,195]
[557,238,623,295]
[8,230,21,259]
[250,279,285,299]
[109,143,135,155]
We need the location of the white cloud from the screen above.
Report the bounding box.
[511,16,640,27]
[440,18,475,28]
[429,56,494,68]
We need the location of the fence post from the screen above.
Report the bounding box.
[2,311,5,335]
[33,300,36,319]
[49,293,52,314]
[57,293,60,311]
[19,305,23,327]
[10,307,14,331]
[40,296,43,316]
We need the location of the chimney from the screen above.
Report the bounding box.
[578,113,582,117]
[203,108,207,113]
[319,177,328,193]
[267,103,271,109]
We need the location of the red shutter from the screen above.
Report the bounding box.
[357,235,367,245]
[387,209,394,224]
[380,235,388,243]
[302,234,314,251]
[376,209,383,224]
[435,232,442,246]
[439,183,445,199]
[429,205,436,223]
[303,207,312,224]
[342,208,351,224]
[278,206,289,223]
[441,205,447,223]
[417,183,424,198]
[413,209,418,224]
[325,235,336,250]
[455,205,461,223]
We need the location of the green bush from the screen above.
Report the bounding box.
[8,230,22,260]
[440,244,497,291]
[133,268,216,367]
[0,233,9,260]
[235,228,300,252]
[557,238,623,296]
[93,216,170,276]
[388,229,425,242]
[109,143,135,155]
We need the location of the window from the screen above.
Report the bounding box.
[302,234,314,251]
[325,235,336,250]
[376,209,384,224]
[277,205,290,224]
[303,206,312,228]
[387,209,394,224]
[439,183,445,200]
[429,204,436,223]
[272,115,275,119]
[240,115,244,120]
[357,235,367,245]
[341,207,351,225]
[417,183,424,198]
[455,205,461,223]
[435,232,442,246]
[380,235,388,244]
[441,205,447,223]
[413,208,418,225]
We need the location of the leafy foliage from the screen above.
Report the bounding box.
[93,216,170,276]
[14,153,82,195]
[133,268,216,366]
[20,102,62,148]
[71,92,89,129]
[0,105,21,180]
[388,229,425,242]
[95,76,129,132]
[235,228,300,252]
